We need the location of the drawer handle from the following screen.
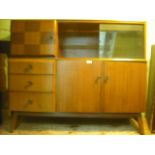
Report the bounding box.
[95,76,104,82]
[49,35,53,40]
[24,64,33,73]
[26,99,33,105]
[24,81,33,89]
[24,99,33,108]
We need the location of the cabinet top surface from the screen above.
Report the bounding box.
[10,19,146,24]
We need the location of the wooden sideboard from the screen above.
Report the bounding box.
[9,20,149,134]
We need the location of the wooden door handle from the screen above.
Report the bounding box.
[103,76,109,83]
[95,76,102,82]
[95,76,109,83]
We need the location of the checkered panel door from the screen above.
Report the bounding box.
[11,20,56,56]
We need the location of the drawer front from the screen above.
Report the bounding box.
[9,75,53,92]
[9,58,55,74]
[9,92,55,112]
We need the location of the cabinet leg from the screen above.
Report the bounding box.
[129,117,139,132]
[11,112,19,132]
[138,113,151,135]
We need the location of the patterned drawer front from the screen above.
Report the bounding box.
[9,92,55,112]
[9,75,53,92]
[9,58,55,74]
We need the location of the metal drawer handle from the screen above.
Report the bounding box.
[24,81,33,89]
[24,64,33,73]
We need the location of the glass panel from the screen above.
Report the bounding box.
[99,24,144,59]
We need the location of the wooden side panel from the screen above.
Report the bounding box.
[147,45,155,131]
[56,60,102,113]
[101,62,146,113]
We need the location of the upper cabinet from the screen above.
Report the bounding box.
[11,20,58,56]
[10,20,145,59]
[58,21,145,59]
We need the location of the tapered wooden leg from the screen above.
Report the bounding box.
[11,112,19,132]
[138,113,151,135]
[129,117,139,132]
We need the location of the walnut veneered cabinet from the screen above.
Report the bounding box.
[9,20,148,134]
[57,60,146,113]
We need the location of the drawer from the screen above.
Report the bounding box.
[9,92,55,112]
[9,75,54,92]
[9,58,55,74]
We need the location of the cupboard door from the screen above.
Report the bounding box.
[11,20,58,56]
[57,60,102,113]
[101,61,146,113]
